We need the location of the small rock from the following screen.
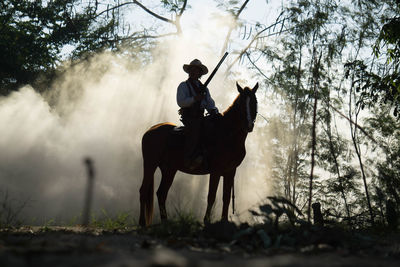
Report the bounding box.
[300,245,315,253]
[141,239,158,249]
[150,247,188,267]
[317,243,334,251]
[217,244,232,253]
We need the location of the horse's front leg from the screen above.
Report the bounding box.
[204,173,221,224]
[157,168,177,222]
[221,169,236,221]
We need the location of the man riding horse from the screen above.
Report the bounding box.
[176,59,220,170]
[139,55,258,227]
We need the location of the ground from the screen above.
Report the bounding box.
[1,225,400,267]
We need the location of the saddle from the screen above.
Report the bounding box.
[171,126,185,135]
[168,115,221,148]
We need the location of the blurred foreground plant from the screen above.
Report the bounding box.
[250,196,306,229]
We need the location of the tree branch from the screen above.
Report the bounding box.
[235,0,251,19]
[226,18,288,73]
[93,2,134,20]
[245,52,271,81]
[132,0,174,24]
[93,1,174,25]
[220,0,251,55]
[328,102,378,145]
[178,0,188,17]
[117,31,179,42]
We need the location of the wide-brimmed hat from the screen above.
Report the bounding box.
[183,59,208,75]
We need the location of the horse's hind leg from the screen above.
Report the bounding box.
[156,167,177,222]
[139,162,157,227]
[204,173,221,224]
[221,169,236,221]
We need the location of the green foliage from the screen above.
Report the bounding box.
[346,0,400,118]
[215,0,242,16]
[253,0,399,228]
[140,212,201,238]
[40,218,56,232]
[261,0,351,213]
[90,209,136,230]
[0,0,151,94]
[0,1,102,93]
[365,107,400,209]
[375,17,400,60]
[161,0,187,14]
[345,58,400,117]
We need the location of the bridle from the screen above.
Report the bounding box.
[245,94,258,132]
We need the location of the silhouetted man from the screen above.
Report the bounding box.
[177,59,218,169]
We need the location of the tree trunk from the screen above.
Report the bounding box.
[292,48,302,207]
[326,96,352,225]
[308,90,318,223]
[349,85,374,225]
[308,49,321,223]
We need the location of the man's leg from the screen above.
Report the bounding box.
[184,117,202,169]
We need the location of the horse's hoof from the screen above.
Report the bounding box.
[220,217,228,222]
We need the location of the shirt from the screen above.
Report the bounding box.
[176,79,218,114]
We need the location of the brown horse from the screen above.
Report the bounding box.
[139,82,258,227]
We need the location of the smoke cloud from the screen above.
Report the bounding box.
[0,9,273,225]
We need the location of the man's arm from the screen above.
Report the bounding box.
[204,87,219,114]
[177,82,195,108]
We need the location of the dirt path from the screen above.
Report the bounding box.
[1,226,399,267]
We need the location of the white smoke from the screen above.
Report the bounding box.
[0,8,274,225]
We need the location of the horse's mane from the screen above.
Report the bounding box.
[222,88,258,115]
[222,94,240,116]
[221,88,258,124]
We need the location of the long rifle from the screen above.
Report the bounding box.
[202,52,234,214]
[204,52,229,87]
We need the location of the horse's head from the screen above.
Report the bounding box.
[236,82,259,132]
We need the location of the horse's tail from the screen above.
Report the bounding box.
[139,169,154,227]
[139,131,158,227]
[139,123,174,226]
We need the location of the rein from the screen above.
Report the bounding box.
[232,181,235,214]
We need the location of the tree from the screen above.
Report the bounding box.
[0,1,110,93]
[370,0,400,116]
[365,106,400,210]
[0,0,189,94]
[346,0,400,118]
[237,0,390,226]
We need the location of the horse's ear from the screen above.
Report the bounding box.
[252,82,259,93]
[236,82,244,94]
